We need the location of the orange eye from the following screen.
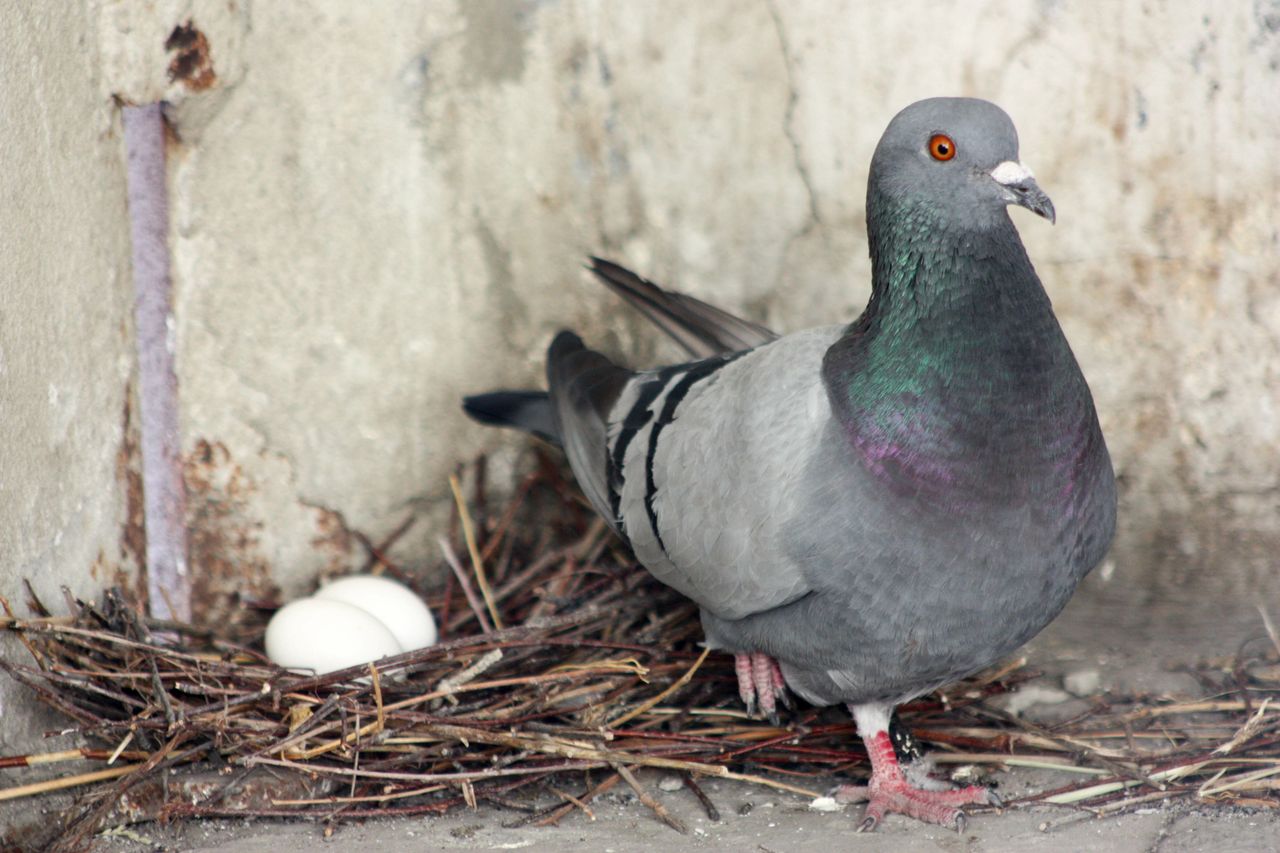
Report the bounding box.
[928,134,956,161]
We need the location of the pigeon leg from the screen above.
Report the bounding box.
[733,652,791,722]
[835,703,994,832]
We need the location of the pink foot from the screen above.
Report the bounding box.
[836,705,997,832]
[733,652,791,722]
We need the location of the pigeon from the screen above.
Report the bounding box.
[462,97,1117,831]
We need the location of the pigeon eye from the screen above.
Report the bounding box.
[928,134,956,161]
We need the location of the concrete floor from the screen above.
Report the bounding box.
[90,782,1280,853]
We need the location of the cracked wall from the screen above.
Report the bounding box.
[168,1,813,596]
[167,1,1278,611]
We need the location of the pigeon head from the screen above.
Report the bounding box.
[868,97,1055,230]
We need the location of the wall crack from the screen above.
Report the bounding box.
[764,0,821,231]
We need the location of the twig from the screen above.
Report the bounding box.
[435,649,504,704]
[1259,605,1280,661]
[438,536,494,635]
[613,763,687,834]
[543,772,618,826]
[0,746,147,769]
[357,511,418,575]
[683,772,721,821]
[1214,698,1273,756]
[0,762,143,802]
[549,785,596,820]
[610,648,710,728]
[449,473,503,630]
[968,704,1159,789]
[929,753,1111,775]
[270,783,441,806]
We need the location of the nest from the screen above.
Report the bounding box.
[2,454,1279,850]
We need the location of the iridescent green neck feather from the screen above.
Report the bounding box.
[823,191,1099,511]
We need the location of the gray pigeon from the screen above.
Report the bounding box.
[463,97,1116,831]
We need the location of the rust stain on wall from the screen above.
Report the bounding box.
[116,388,147,570]
[110,385,148,607]
[184,439,277,628]
[309,505,357,581]
[165,21,218,91]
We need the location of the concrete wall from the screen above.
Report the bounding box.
[0,6,135,749]
[166,0,1279,606]
[1,0,1277,749]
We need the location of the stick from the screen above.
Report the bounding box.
[613,763,687,834]
[541,773,619,827]
[610,648,710,728]
[549,785,597,820]
[0,763,142,802]
[0,747,148,769]
[438,537,494,635]
[1259,605,1280,660]
[448,473,503,630]
[272,782,448,807]
[435,649,504,702]
[683,772,721,821]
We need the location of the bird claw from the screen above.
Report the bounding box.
[832,777,988,830]
[734,652,790,722]
[986,789,1004,809]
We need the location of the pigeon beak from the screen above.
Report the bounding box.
[990,160,1056,224]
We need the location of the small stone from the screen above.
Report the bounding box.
[737,803,753,816]
[1064,668,1102,697]
[657,775,683,792]
[997,685,1072,716]
[808,796,844,812]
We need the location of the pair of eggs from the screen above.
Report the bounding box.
[264,575,438,676]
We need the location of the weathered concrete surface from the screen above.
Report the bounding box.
[74,789,1280,853]
[0,4,134,753]
[155,0,1280,607]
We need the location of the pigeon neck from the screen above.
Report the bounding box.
[862,193,1044,329]
[824,194,1097,510]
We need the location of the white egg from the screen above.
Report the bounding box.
[315,574,438,651]
[265,597,403,676]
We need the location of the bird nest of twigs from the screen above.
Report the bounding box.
[3,454,1279,850]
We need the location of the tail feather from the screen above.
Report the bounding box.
[545,331,631,533]
[462,391,560,446]
[587,256,778,358]
[463,257,774,508]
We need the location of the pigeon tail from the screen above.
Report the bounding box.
[587,257,777,358]
[462,391,559,446]
[545,331,633,538]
